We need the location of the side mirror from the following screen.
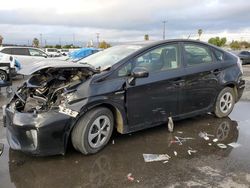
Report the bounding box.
[131,67,149,78]
[128,67,149,85]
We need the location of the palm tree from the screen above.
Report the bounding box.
[198,29,203,40]
[32,38,39,47]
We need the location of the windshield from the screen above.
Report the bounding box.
[78,45,142,70]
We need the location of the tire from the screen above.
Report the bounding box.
[0,70,8,81]
[71,107,114,155]
[214,87,235,118]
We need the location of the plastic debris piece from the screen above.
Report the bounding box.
[163,160,169,164]
[228,142,241,148]
[199,131,214,140]
[208,143,212,146]
[127,173,134,181]
[177,131,183,134]
[217,143,227,149]
[213,138,218,143]
[168,117,174,132]
[174,151,177,156]
[112,140,115,144]
[137,180,140,183]
[188,149,197,155]
[143,154,171,162]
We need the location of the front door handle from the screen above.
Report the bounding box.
[211,69,221,75]
[172,79,185,86]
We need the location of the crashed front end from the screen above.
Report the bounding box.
[4,65,94,156]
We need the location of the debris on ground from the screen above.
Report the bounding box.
[143,154,171,162]
[199,131,214,140]
[217,143,227,149]
[127,173,134,181]
[208,143,212,146]
[163,160,169,164]
[0,143,3,156]
[213,138,218,143]
[228,142,241,148]
[112,140,115,144]
[168,117,174,132]
[177,131,183,134]
[187,147,197,155]
[174,151,178,156]
[170,136,195,145]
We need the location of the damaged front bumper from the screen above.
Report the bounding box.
[4,105,74,156]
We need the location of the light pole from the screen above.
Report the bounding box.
[162,20,167,40]
[40,33,43,47]
[96,33,100,47]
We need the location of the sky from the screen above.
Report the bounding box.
[0,0,250,46]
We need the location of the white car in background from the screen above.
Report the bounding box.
[0,52,18,81]
[44,48,61,57]
[58,49,69,56]
[0,46,49,71]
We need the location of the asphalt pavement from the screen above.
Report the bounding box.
[0,65,250,188]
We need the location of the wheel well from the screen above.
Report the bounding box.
[81,103,124,134]
[225,83,238,100]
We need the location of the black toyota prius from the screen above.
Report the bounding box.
[4,39,245,156]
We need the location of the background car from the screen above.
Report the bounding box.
[237,50,250,64]
[59,49,70,56]
[44,48,61,57]
[0,52,20,81]
[4,40,245,156]
[0,46,49,71]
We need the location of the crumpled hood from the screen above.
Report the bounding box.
[18,59,95,75]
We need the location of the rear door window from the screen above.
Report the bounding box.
[183,44,213,66]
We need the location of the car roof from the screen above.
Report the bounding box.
[123,39,223,50]
[0,46,42,50]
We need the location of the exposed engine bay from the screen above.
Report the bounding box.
[11,67,93,113]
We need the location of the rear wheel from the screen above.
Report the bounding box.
[214,87,235,118]
[71,107,114,155]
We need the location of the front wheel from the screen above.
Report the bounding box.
[214,87,235,118]
[71,107,114,155]
[0,70,8,81]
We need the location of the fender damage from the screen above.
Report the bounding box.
[4,61,96,156]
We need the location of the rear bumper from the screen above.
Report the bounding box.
[4,106,72,156]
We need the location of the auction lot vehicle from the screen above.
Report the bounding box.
[4,40,245,156]
[0,46,48,70]
[44,48,61,57]
[0,52,19,80]
[238,51,250,64]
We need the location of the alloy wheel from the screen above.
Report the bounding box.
[219,92,233,114]
[88,115,111,148]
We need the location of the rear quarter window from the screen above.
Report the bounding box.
[1,48,12,55]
